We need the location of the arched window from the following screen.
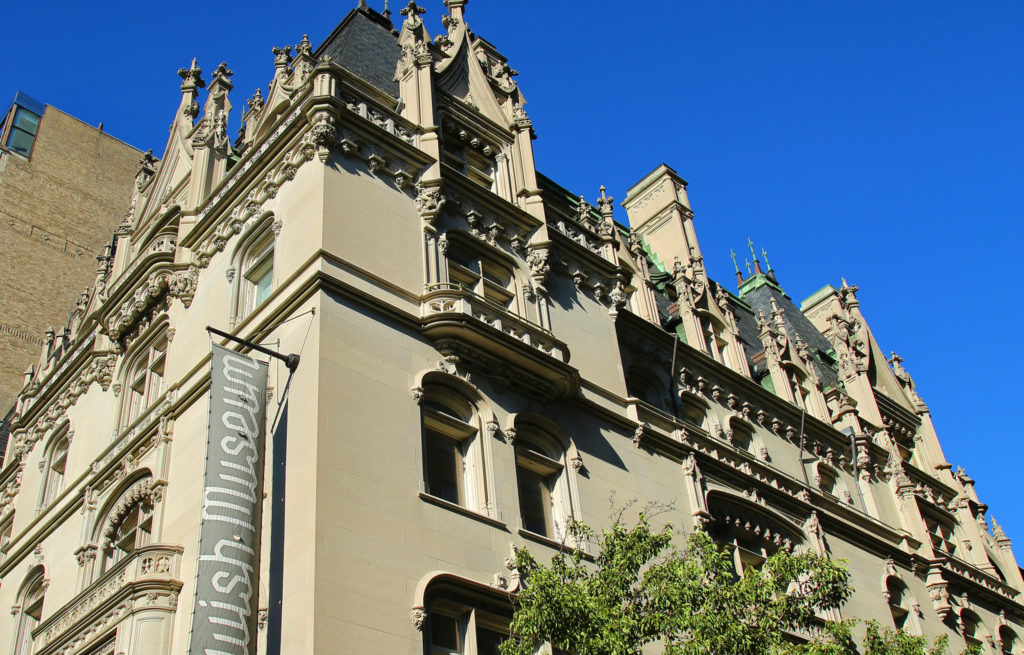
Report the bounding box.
[422,396,479,510]
[1000,627,1020,655]
[422,575,510,655]
[99,477,155,574]
[11,568,45,655]
[962,610,988,654]
[121,331,167,427]
[239,232,274,318]
[513,425,575,541]
[707,494,802,577]
[885,577,920,634]
[39,429,69,508]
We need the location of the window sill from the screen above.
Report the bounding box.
[418,492,508,531]
[517,528,594,560]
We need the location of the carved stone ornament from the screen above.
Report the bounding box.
[415,182,446,224]
[410,606,428,630]
[526,248,550,296]
[307,110,338,162]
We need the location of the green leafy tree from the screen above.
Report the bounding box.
[862,620,949,655]
[500,514,855,655]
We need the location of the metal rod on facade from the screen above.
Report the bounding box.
[797,407,810,488]
[206,325,300,371]
[669,334,680,418]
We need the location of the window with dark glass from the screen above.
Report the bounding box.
[5,106,41,157]
[515,441,563,538]
[421,399,478,510]
[425,430,464,505]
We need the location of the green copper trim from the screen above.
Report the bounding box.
[737,272,784,299]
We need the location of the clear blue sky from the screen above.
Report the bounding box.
[6,2,1023,545]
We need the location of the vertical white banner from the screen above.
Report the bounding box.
[188,344,269,655]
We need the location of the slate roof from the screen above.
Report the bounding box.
[315,6,402,98]
[742,282,839,389]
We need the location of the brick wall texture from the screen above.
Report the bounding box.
[0,106,141,412]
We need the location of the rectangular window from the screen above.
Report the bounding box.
[425,430,464,505]
[5,106,41,157]
[517,465,553,537]
[475,627,507,655]
[431,613,463,654]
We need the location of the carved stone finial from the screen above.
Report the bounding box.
[211,61,234,84]
[400,0,427,26]
[296,34,314,57]
[177,59,205,90]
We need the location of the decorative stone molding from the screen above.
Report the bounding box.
[36,545,183,655]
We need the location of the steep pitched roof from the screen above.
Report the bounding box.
[315,6,402,97]
[743,284,840,389]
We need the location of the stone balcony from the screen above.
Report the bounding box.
[35,545,183,655]
[420,283,579,398]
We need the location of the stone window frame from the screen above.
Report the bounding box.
[506,413,582,544]
[77,471,165,589]
[0,514,12,564]
[999,625,1020,655]
[414,371,500,522]
[813,461,853,506]
[9,565,46,655]
[706,491,804,578]
[880,563,923,635]
[414,573,513,655]
[230,214,277,326]
[118,324,169,431]
[37,424,71,510]
[697,310,736,370]
[960,608,991,654]
[442,231,520,313]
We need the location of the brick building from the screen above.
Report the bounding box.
[0,92,143,427]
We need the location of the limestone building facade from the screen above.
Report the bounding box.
[0,93,143,427]
[0,3,1021,654]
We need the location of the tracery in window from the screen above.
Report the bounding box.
[40,428,69,508]
[99,477,155,574]
[12,568,45,655]
[121,332,167,428]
